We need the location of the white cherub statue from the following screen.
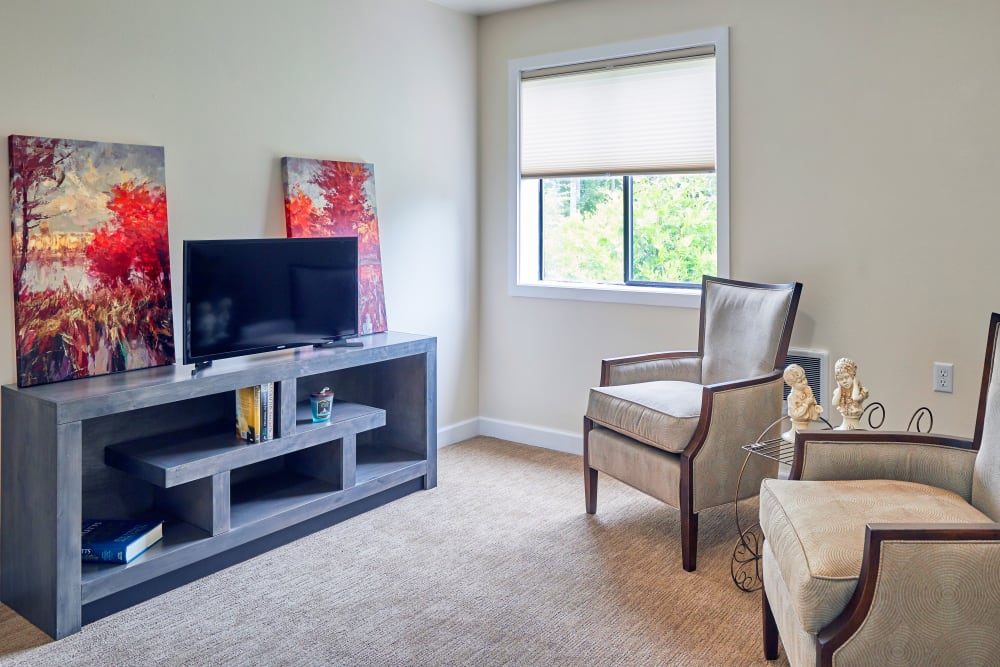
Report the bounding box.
[833,357,869,430]
[782,363,823,442]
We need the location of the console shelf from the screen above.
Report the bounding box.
[356,446,427,484]
[80,519,210,602]
[104,401,386,487]
[1,331,436,639]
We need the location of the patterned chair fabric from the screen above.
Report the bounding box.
[761,478,991,634]
[760,313,1000,667]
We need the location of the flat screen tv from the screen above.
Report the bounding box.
[183,237,359,367]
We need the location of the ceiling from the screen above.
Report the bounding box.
[428,0,558,15]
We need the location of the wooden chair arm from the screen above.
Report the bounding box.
[684,370,784,462]
[795,429,975,451]
[817,523,1000,666]
[600,350,700,386]
[703,369,783,393]
[679,372,785,513]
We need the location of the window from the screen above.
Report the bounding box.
[509,29,729,307]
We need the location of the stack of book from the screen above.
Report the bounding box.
[236,382,275,443]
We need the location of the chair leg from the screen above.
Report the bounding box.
[681,509,698,572]
[763,587,779,660]
[585,467,598,514]
[583,417,597,514]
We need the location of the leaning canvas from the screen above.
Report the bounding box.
[281,157,387,335]
[8,135,175,387]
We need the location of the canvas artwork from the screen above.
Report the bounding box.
[281,157,387,335]
[8,135,175,387]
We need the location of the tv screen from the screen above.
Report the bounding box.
[183,237,359,365]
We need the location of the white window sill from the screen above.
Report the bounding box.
[509,280,701,308]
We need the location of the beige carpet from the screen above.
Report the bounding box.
[0,437,788,666]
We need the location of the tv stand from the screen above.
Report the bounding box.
[0,331,436,639]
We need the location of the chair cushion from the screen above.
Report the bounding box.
[760,478,992,633]
[586,381,702,454]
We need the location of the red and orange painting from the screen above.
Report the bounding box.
[281,157,387,335]
[8,135,175,387]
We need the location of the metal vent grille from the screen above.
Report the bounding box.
[783,348,829,417]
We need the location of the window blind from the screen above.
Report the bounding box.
[520,53,716,178]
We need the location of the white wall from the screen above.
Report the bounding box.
[0,0,480,433]
[479,0,1000,442]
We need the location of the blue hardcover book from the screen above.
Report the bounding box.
[81,519,164,564]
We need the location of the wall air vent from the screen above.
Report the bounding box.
[783,348,830,419]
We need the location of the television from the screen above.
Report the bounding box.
[183,237,359,367]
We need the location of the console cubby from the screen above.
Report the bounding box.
[1,332,436,639]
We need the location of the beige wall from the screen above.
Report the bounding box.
[0,0,479,431]
[480,0,1000,440]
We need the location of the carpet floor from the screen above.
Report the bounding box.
[0,437,789,666]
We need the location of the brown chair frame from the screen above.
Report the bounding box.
[584,275,802,571]
[762,312,1000,666]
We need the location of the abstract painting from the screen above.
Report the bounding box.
[8,135,175,387]
[281,157,387,335]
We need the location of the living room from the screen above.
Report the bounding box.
[1,0,998,664]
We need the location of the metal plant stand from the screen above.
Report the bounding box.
[730,404,932,592]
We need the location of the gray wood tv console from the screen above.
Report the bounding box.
[1,331,436,639]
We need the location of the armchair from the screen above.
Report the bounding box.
[583,275,802,571]
[760,313,1000,666]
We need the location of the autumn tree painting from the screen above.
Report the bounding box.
[281,157,387,335]
[8,135,175,387]
[10,137,73,297]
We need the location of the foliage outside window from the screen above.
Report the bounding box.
[533,173,717,286]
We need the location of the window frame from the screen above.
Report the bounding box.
[507,28,730,308]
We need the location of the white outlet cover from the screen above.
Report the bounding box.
[933,362,954,393]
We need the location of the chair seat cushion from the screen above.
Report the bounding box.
[586,381,702,454]
[760,478,992,633]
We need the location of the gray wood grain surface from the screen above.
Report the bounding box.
[4,332,432,424]
[80,461,427,605]
[1,388,82,638]
[155,473,230,535]
[1,333,437,639]
[104,402,384,487]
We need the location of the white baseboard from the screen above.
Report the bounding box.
[437,417,582,454]
[479,417,582,455]
[437,418,480,448]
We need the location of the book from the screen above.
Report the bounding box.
[236,385,262,443]
[260,382,270,442]
[264,382,275,441]
[81,519,163,564]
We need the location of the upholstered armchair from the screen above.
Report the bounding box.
[760,313,1000,667]
[583,275,802,571]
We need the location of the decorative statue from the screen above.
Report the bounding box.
[833,357,869,430]
[782,364,823,442]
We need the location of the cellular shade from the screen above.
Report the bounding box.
[520,53,716,178]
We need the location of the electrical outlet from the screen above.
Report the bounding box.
[933,362,954,393]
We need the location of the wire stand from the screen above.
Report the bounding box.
[861,402,885,429]
[907,406,933,432]
[729,405,933,592]
[731,415,832,592]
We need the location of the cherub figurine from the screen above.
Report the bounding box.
[833,357,869,430]
[782,364,823,442]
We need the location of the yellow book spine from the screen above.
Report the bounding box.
[252,384,261,443]
[236,386,261,443]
